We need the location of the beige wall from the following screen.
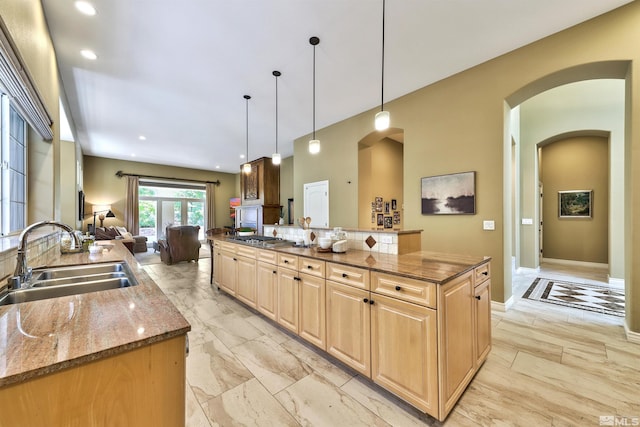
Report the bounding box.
[541,136,608,263]
[280,156,294,222]
[293,2,640,332]
[358,138,403,228]
[82,156,237,232]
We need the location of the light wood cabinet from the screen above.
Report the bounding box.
[299,272,326,350]
[438,271,475,417]
[474,263,492,366]
[371,293,438,415]
[256,250,278,321]
[218,249,238,295]
[326,280,371,376]
[0,336,186,427]
[213,243,222,287]
[277,265,299,334]
[236,255,257,308]
[217,245,257,306]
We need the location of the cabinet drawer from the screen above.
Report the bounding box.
[326,262,370,290]
[236,246,257,259]
[257,249,278,264]
[474,262,491,285]
[371,272,436,309]
[300,257,326,278]
[278,253,299,270]
[219,241,237,252]
[213,240,221,249]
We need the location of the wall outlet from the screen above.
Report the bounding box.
[380,235,393,244]
[522,218,533,225]
[483,220,495,230]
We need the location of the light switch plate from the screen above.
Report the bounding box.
[483,220,495,230]
[522,218,533,225]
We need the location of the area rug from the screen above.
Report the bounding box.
[522,278,625,317]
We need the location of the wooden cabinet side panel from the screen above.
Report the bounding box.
[371,294,438,416]
[474,279,492,365]
[213,248,222,286]
[236,256,257,308]
[277,268,299,333]
[299,273,326,350]
[438,272,475,418]
[219,251,238,295]
[0,336,186,427]
[325,280,371,376]
[256,261,278,321]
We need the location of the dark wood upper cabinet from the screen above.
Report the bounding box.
[240,157,280,207]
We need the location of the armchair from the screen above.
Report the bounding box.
[158,225,201,265]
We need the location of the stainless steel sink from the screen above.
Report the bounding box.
[0,262,138,306]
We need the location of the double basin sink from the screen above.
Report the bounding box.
[0,262,138,306]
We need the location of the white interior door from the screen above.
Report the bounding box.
[304,180,329,228]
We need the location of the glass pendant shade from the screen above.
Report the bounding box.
[309,139,321,154]
[243,162,252,174]
[375,110,390,131]
[272,152,281,165]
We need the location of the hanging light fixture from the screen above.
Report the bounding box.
[243,95,252,174]
[374,0,390,131]
[308,36,321,154]
[272,71,282,165]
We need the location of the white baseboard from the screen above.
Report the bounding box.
[492,296,514,312]
[541,257,608,269]
[607,276,625,290]
[624,321,640,344]
[515,266,539,275]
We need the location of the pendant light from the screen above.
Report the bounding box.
[243,95,252,174]
[308,36,321,154]
[374,0,390,131]
[272,71,282,165]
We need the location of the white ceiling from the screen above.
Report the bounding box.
[42,0,632,174]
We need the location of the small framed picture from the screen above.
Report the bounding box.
[377,213,384,226]
[393,211,400,224]
[391,199,397,210]
[559,190,592,218]
[384,202,390,214]
[371,212,376,223]
[384,216,393,229]
[375,197,383,212]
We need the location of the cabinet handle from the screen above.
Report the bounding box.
[342,273,348,278]
[475,295,481,300]
[284,260,289,264]
[294,276,301,281]
[363,298,369,303]
[482,271,488,276]
[233,257,237,261]
[395,286,401,291]
[272,270,277,274]
[369,299,374,305]
[307,265,313,269]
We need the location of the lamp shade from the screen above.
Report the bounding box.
[243,162,252,174]
[92,204,111,214]
[375,110,390,131]
[309,139,320,154]
[271,152,281,165]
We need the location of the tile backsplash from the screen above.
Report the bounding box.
[0,231,62,288]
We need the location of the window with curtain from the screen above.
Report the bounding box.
[138,181,206,243]
[0,92,27,235]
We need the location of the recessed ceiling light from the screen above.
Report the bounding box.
[131,153,136,157]
[74,1,96,16]
[215,165,220,169]
[138,135,146,141]
[240,154,245,159]
[80,49,97,60]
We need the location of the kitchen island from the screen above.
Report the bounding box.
[0,241,190,427]
[211,236,491,421]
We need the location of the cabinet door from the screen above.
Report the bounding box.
[474,279,491,366]
[326,280,370,376]
[256,261,278,321]
[438,271,475,418]
[277,267,299,333]
[213,247,222,286]
[236,255,257,308]
[299,273,326,350]
[371,294,438,416]
[218,250,237,295]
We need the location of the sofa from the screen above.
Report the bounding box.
[158,225,201,265]
[94,226,148,254]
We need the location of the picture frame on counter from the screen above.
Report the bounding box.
[421,171,476,215]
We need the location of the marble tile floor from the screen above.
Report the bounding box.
[141,257,640,426]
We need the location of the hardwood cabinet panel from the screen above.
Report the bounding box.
[326,262,370,290]
[236,255,257,308]
[474,279,492,366]
[474,262,491,285]
[371,294,438,415]
[299,273,326,350]
[256,261,278,321]
[300,257,326,278]
[218,250,238,295]
[278,253,299,270]
[277,267,299,333]
[326,280,371,376]
[371,271,436,308]
[438,271,475,417]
